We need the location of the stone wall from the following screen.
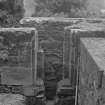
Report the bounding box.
[0,28,38,95]
[64,21,105,86]
[79,38,105,105]
[20,18,105,99]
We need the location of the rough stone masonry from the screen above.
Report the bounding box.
[80,38,105,105]
[64,20,105,86]
[0,27,39,97]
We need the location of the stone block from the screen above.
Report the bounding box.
[0,93,25,105]
[79,38,105,105]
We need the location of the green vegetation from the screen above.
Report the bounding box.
[34,0,87,17]
[0,0,24,27]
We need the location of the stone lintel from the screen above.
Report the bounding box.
[0,27,36,33]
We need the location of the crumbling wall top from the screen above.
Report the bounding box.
[20,17,84,24]
[20,17,105,25]
[64,21,105,32]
